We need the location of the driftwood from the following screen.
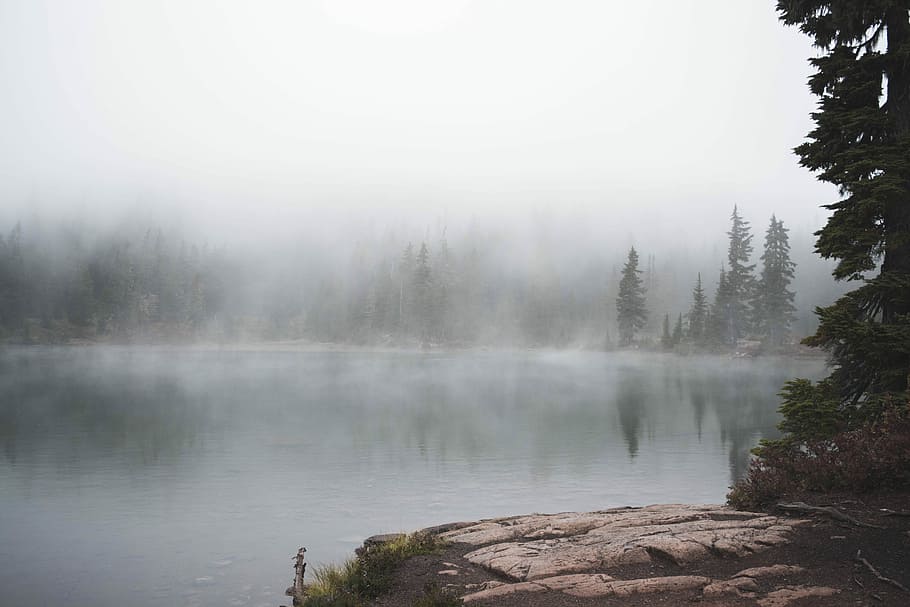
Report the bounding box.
[855,550,910,594]
[879,508,910,518]
[776,502,885,529]
[285,547,307,606]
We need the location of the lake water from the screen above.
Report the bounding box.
[0,347,825,607]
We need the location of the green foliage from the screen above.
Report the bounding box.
[730,2,910,507]
[778,0,910,414]
[778,1,910,282]
[723,206,756,343]
[708,265,734,345]
[0,224,26,329]
[805,274,910,403]
[774,378,843,443]
[687,273,709,345]
[412,242,434,343]
[660,313,672,349]
[754,216,796,346]
[301,532,446,607]
[616,246,647,346]
[777,1,910,395]
[672,313,683,345]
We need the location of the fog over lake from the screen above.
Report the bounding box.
[0,347,825,607]
[0,0,882,605]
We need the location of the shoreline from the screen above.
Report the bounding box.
[293,497,910,606]
[0,338,827,359]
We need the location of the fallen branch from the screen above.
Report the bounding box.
[855,550,910,594]
[879,508,910,518]
[776,502,885,529]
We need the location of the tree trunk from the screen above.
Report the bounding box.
[881,7,910,391]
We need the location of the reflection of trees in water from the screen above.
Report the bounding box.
[333,355,624,477]
[0,350,823,488]
[0,352,206,468]
[312,355,810,477]
[713,371,784,484]
[616,372,647,458]
[688,378,708,441]
[684,360,821,485]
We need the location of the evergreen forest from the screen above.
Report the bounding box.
[0,206,827,351]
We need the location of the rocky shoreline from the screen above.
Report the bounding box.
[432,504,836,604]
[331,497,910,606]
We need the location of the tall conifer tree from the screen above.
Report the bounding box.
[688,273,709,345]
[412,242,433,343]
[709,266,734,345]
[672,313,684,345]
[616,247,647,346]
[778,1,910,403]
[755,216,796,346]
[398,243,415,337]
[725,206,756,342]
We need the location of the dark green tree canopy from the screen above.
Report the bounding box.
[778,1,910,400]
[688,272,709,345]
[755,215,797,346]
[779,1,910,285]
[725,205,756,341]
[616,246,647,346]
[709,265,735,345]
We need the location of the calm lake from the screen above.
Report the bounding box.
[0,347,825,607]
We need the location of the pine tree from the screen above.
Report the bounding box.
[687,273,709,345]
[778,2,910,404]
[672,313,684,345]
[397,243,415,337]
[725,206,756,342]
[708,265,734,345]
[616,246,647,346]
[755,216,796,346]
[412,242,433,343]
[661,313,672,349]
[0,223,26,329]
[66,266,95,327]
[434,233,455,343]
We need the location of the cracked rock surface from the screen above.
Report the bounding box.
[370,497,910,607]
[434,504,842,605]
[442,504,801,583]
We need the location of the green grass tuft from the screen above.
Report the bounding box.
[301,532,450,607]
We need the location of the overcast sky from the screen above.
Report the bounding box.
[0,0,838,244]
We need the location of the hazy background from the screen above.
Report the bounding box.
[1,0,836,242]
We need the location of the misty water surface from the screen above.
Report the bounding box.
[0,347,825,607]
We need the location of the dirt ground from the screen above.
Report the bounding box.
[372,492,910,607]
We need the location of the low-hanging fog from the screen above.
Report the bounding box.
[0,1,846,348]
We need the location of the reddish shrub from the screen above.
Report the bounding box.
[728,404,910,510]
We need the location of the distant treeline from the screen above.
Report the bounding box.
[617,207,796,351]
[0,207,808,349]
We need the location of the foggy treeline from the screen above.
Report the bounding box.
[0,206,841,349]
